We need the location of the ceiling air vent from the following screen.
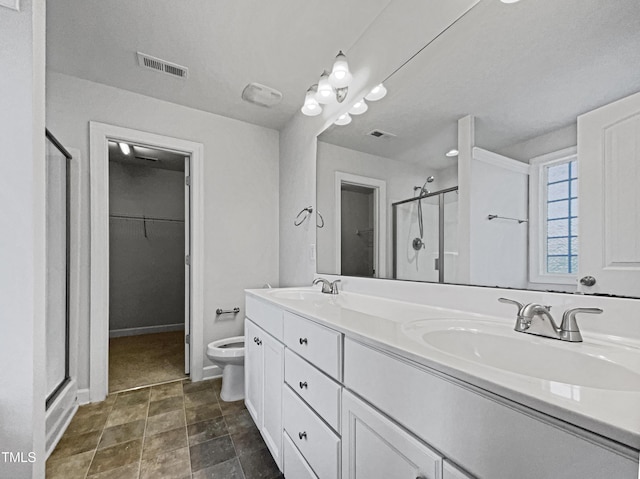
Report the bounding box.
[368,129,397,139]
[137,52,189,79]
[241,83,283,108]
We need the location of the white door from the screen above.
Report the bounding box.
[578,91,640,297]
[261,333,284,468]
[342,390,442,479]
[245,320,263,425]
[184,157,191,374]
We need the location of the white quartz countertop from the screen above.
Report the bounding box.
[246,287,640,451]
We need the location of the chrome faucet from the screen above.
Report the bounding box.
[313,277,341,295]
[499,298,602,342]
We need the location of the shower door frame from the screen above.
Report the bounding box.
[392,186,458,282]
[89,122,205,403]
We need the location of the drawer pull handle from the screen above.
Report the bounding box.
[299,381,308,389]
[299,337,308,345]
[298,431,307,440]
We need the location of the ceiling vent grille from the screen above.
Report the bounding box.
[137,52,189,79]
[368,129,396,139]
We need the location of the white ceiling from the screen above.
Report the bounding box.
[46,0,392,130]
[319,0,640,169]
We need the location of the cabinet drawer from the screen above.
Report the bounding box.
[246,295,283,341]
[284,431,319,479]
[285,348,341,432]
[284,312,342,380]
[283,386,340,479]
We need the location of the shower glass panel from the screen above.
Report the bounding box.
[393,187,458,283]
[45,130,71,409]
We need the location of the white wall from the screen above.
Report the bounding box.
[0,1,47,477]
[46,71,279,388]
[316,141,441,277]
[109,163,185,334]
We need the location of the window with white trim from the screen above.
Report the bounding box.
[529,147,578,284]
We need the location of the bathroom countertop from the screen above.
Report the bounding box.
[246,287,640,452]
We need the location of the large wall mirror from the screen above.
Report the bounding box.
[316,0,640,297]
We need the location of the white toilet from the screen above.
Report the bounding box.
[206,336,245,402]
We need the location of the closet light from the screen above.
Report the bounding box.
[329,51,352,89]
[349,99,368,115]
[119,143,131,155]
[365,83,387,101]
[446,149,459,157]
[301,85,323,116]
[334,113,352,126]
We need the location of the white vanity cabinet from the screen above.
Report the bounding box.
[244,296,285,470]
[342,390,443,479]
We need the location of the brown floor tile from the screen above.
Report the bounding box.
[86,462,140,479]
[189,435,236,472]
[142,427,188,461]
[105,402,147,428]
[113,388,150,408]
[238,447,281,479]
[210,378,223,399]
[186,403,223,425]
[219,399,246,416]
[49,430,101,460]
[98,419,146,450]
[74,401,113,420]
[64,410,109,436]
[230,426,265,457]
[182,379,216,394]
[146,409,186,436]
[139,446,191,479]
[87,438,142,476]
[192,457,245,479]
[46,450,94,479]
[224,410,255,435]
[184,388,217,409]
[187,416,228,446]
[150,381,184,402]
[148,395,184,417]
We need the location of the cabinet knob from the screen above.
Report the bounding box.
[253,337,258,343]
[580,275,597,286]
[299,337,308,345]
[299,381,308,389]
[298,431,307,440]
[257,339,262,345]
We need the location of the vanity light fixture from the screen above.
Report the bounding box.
[301,51,353,116]
[349,98,368,115]
[329,51,352,89]
[119,142,131,155]
[334,113,352,126]
[301,84,323,116]
[446,149,459,157]
[365,83,387,101]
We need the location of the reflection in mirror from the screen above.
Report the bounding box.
[316,0,640,297]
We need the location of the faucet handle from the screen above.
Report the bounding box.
[559,307,603,342]
[498,297,525,314]
[330,279,341,295]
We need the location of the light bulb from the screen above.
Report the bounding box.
[334,113,352,126]
[446,149,459,157]
[365,83,387,101]
[349,99,368,115]
[119,143,131,155]
[301,85,322,116]
[316,71,335,104]
[329,51,352,89]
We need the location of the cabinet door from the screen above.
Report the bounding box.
[342,390,442,479]
[261,332,284,469]
[244,320,263,426]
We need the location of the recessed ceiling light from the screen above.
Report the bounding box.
[446,149,459,157]
[119,143,131,155]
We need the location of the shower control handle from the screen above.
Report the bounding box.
[299,338,308,345]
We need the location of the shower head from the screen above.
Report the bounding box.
[426,176,435,183]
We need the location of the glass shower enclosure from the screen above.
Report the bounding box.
[392,187,459,283]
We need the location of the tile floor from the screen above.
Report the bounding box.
[109,331,187,392]
[46,378,283,479]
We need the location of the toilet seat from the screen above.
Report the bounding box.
[206,336,245,359]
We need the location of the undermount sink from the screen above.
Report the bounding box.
[402,319,640,391]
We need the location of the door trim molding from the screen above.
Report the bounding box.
[89,122,204,402]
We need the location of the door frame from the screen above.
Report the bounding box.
[89,122,204,402]
[334,172,387,277]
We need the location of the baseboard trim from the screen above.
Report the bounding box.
[202,365,222,381]
[46,381,79,458]
[77,388,91,405]
[109,323,185,338]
